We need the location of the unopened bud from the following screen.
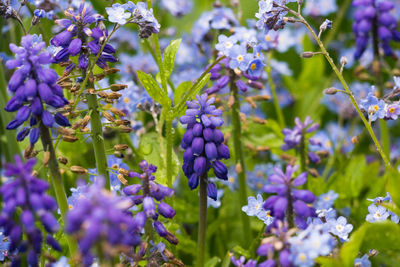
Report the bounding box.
[104,68,120,75]
[252,95,271,101]
[81,115,90,128]
[324,87,339,95]
[117,174,128,185]
[351,136,359,144]
[253,116,267,124]
[95,73,105,80]
[110,107,126,117]
[340,56,348,66]
[62,135,78,142]
[110,84,128,92]
[115,120,131,126]
[70,166,88,174]
[301,52,314,58]
[58,156,68,165]
[24,145,35,159]
[245,97,257,108]
[235,162,242,174]
[247,80,264,90]
[57,127,75,136]
[97,91,108,98]
[284,17,297,23]
[165,232,179,245]
[118,125,133,133]
[114,144,129,151]
[309,168,319,177]
[43,151,50,166]
[107,92,122,99]
[103,111,115,122]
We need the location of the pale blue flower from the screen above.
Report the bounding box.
[327,216,353,241]
[215,34,237,56]
[303,0,337,16]
[354,254,371,267]
[315,190,339,210]
[0,231,10,262]
[52,256,70,267]
[366,205,390,222]
[106,4,131,25]
[228,44,252,71]
[207,189,224,208]
[242,194,265,217]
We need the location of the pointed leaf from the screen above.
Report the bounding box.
[163,39,182,79]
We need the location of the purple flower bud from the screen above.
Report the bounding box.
[103,44,116,54]
[29,127,40,144]
[4,96,23,112]
[154,221,168,237]
[21,210,35,232]
[188,174,199,189]
[236,80,248,92]
[182,128,194,145]
[292,190,316,203]
[8,70,24,92]
[191,137,204,155]
[213,129,224,144]
[79,54,89,69]
[68,38,82,56]
[17,127,30,141]
[38,69,58,84]
[158,202,176,218]
[293,200,312,218]
[42,110,54,128]
[131,211,146,233]
[38,83,53,102]
[31,97,43,117]
[51,30,74,47]
[216,75,229,89]
[54,47,69,62]
[194,156,207,176]
[24,79,37,100]
[279,249,291,267]
[123,184,142,196]
[54,112,71,127]
[217,143,230,159]
[87,40,100,55]
[143,196,156,217]
[205,142,218,160]
[213,160,228,180]
[183,147,195,162]
[272,197,288,219]
[203,128,214,142]
[192,123,203,136]
[40,212,59,233]
[378,26,392,41]
[46,235,62,251]
[207,182,218,200]
[27,249,38,267]
[6,59,22,69]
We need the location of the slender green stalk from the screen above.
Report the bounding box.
[229,71,251,246]
[283,8,392,169]
[165,118,174,188]
[39,123,77,256]
[197,175,208,267]
[371,8,390,160]
[87,89,110,189]
[266,52,285,128]
[286,187,295,228]
[299,133,307,173]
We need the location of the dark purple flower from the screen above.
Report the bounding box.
[0,156,60,267]
[4,35,70,144]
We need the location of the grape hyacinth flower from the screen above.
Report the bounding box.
[263,165,316,229]
[0,156,61,267]
[230,255,257,267]
[4,34,70,145]
[51,1,117,70]
[352,0,400,59]
[124,160,178,245]
[66,178,141,266]
[179,94,230,200]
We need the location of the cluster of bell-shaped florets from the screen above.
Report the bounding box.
[0,156,61,267]
[179,94,230,200]
[263,165,317,229]
[51,1,117,71]
[352,0,400,59]
[4,34,70,145]
[124,160,178,245]
[65,178,141,266]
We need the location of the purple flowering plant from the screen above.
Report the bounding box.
[1,0,400,266]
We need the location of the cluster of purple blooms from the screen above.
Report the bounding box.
[263,164,316,229]
[359,79,400,122]
[123,160,178,245]
[106,1,160,38]
[255,0,297,32]
[0,156,61,267]
[65,178,141,266]
[352,0,400,59]
[4,34,70,144]
[365,192,399,223]
[282,117,323,164]
[180,94,230,200]
[51,2,117,71]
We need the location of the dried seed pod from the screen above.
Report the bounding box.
[118,125,133,133]
[114,144,129,151]
[252,95,271,101]
[31,170,39,177]
[80,127,90,133]
[245,97,257,108]
[88,88,95,94]
[70,166,88,174]
[24,145,35,159]
[58,156,68,165]
[43,151,50,166]
[324,87,339,95]
[235,162,242,174]
[301,51,314,58]
[97,91,108,98]
[228,95,235,108]
[351,135,359,144]
[62,135,79,142]
[95,73,105,80]
[110,107,126,117]
[81,115,91,128]
[107,92,122,99]
[117,174,128,185]
[253,116,267,124]
[239,112,247,123]
[118,168,130,176]
[70,84,80,93]
[165,232,178,245]
[59,82,73,89]
[115,119,130,126]
[103,111,115,122]
[57,127,76,136]
[308,168,319,177]
[110,84,128,92]
[104,68,120,75]
[245,143,255,150]
[72,119,83,130]
[104,99,114,104]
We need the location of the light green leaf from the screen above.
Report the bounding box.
[205,257,221,267]
[163,39,181,79]
[138,133,179,186]
[387,168,400,208]
[174,81,193,106]
[136,70,170,106]
[174,73,211,117]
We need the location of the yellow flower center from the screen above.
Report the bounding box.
[374,105,379,111]
[265,35,271,42]
[390,107,396,113]
[124,97,130,103]
[324,196,330,201]
[250,63,257,70]
[299,253,307,262]
[336,224,344,232]
[225,42,233,49]
[237,55,244,62]
[257,182,262,189]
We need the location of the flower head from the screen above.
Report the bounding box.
[106,4,132,25]
[365,204,390,222]
[326,216,353,241]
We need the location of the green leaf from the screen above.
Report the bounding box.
[387,168,400,208]
[340,221,400,266]
[136,70,170,106]
[163,39,181,79]
[138,133,179,186]
[174,81,193,106]
[232,245,250,258]
[174,73,211,117]
[205,257,221,267]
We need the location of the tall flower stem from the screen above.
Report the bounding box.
[229,71,251,246]
[39,123,77,256]
[281,6,392,169]
[286,187,295,228]
[165,118,174,188]
[87,85,110,189]
[299,133,307,173]
[371,9,390,159]
[266,52,285,128]
[197,174,208,267]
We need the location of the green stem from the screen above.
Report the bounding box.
[229,71,251,246]
[165,118,174,188]
[286,187,295,228]
[299,133,307,173]
[266,52,285,128]
[39,123,77,256]
[197,175,208,267]
[87,90,110,189]
[290,11,392,169]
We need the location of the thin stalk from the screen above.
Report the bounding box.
[165,118,174,188]
[229,71,251,246]
[39,123,77,256]
[266,52,285,128]
[285,8,392,169]
[197,174,208,267]
[299,133,307,173]
[286,187,294,228]
[371,7,390,160]
[87,88,110,189]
